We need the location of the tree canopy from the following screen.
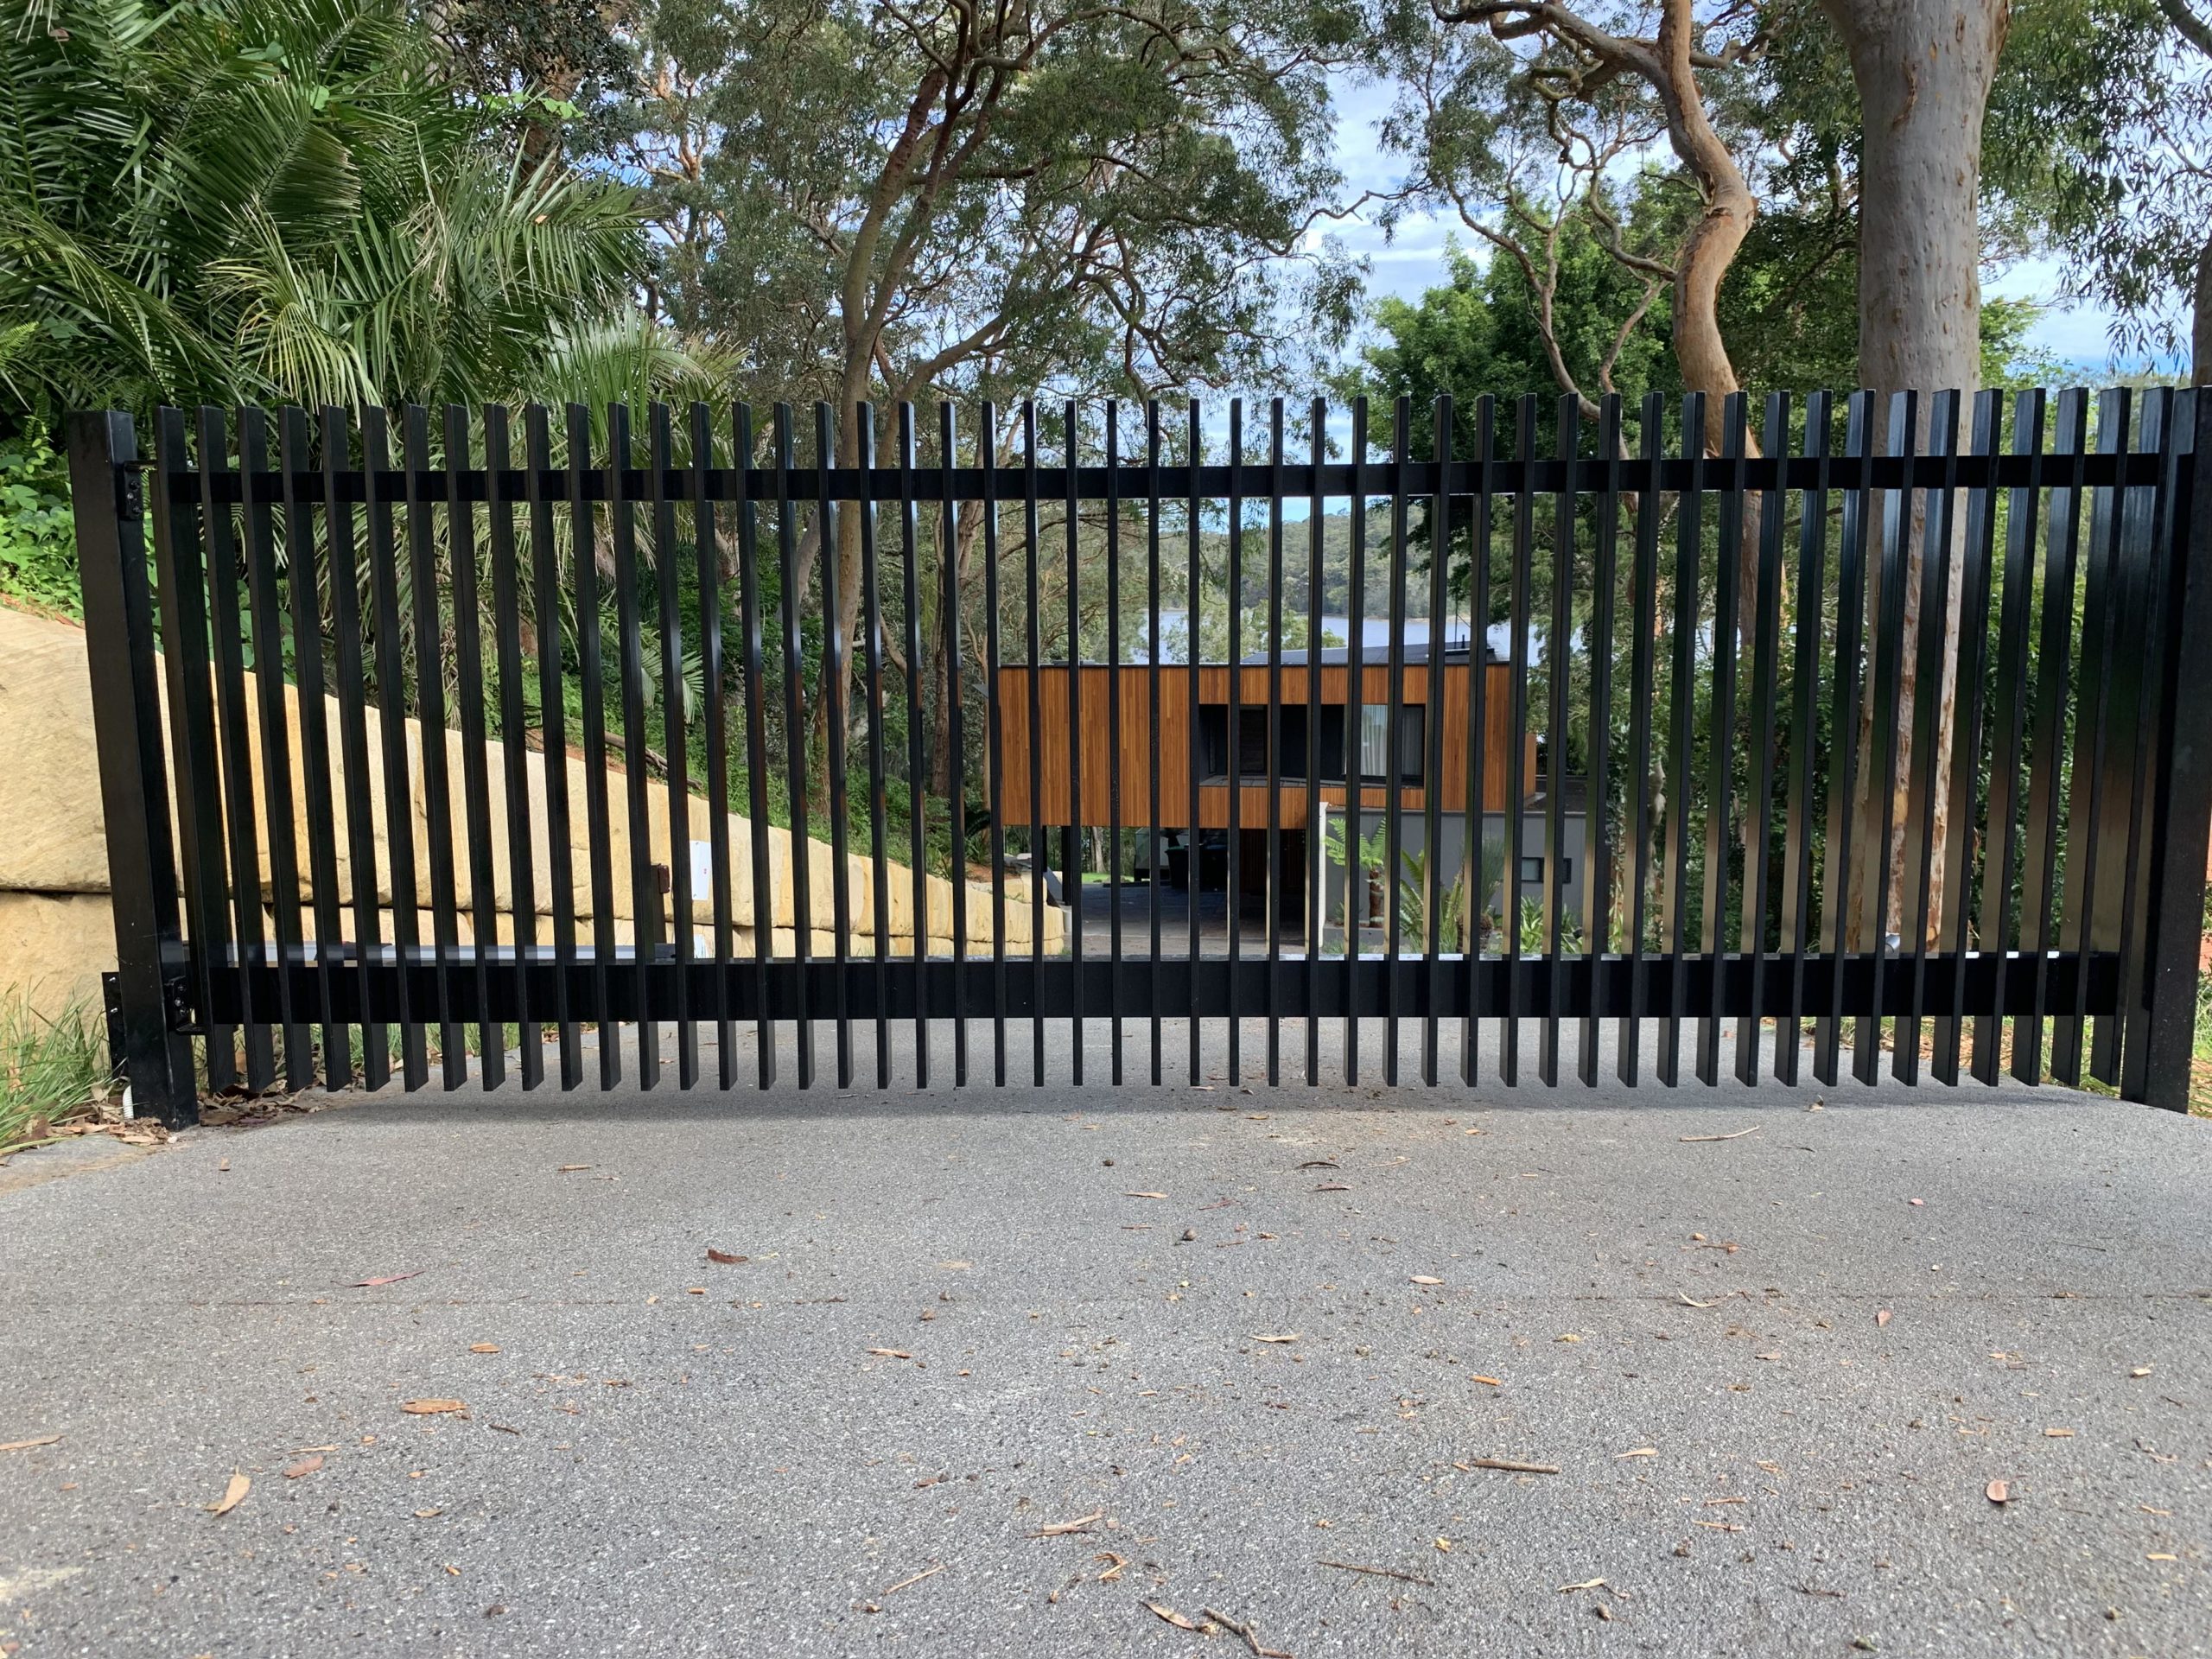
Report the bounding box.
[0,0,696,428]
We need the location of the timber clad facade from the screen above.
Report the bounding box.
[995,657,1532,829]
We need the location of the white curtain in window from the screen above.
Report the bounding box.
[1359,704,1389,779]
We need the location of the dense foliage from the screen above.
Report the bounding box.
[0,0,2200,934]
[0,0,679,425]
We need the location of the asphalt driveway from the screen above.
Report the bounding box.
[2,1020,2207,1657]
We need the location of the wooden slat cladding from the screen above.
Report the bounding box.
[996,661,1529,827]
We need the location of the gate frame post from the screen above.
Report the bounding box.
[67,411,198,1126]
[2137,391,2212,1110]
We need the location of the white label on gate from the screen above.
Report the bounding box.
[690,838,714,897]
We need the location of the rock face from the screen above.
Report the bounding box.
[0,604,1060,1033]
[0,606,114,895]
[0,891,116,1027]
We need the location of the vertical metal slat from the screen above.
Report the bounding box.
[1540,396,1578,1085]
[443,406,502,1085]
[565,404,621,1089]
[652,403,699,1088]
[1734,394,1788,1084]
[608,404,661,1088]
[1897,391,1962,1084]
[1696,395,1745,1087]
[772,404,812,1087]
[1976,391,2046,1083]
[1580,395,1622,1086]
[1777,392,1834,1084]
[278,407,345,1085]
[524,406,581,1087]
[317,404,387,1090]
[237,409,311,1085]
[1933,391,2003,1082]
[818,404,852,1088]
[731,405,777,1088]
[1421,396,1453,1086]
[486,406,542,1088]
[1815,394,1873,1085]
[196,406,272,1089]
[688,403,734,1089]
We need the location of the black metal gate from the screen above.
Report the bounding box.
[67,389,2212,1123]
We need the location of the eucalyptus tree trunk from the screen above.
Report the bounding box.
[1820,0,2005,950]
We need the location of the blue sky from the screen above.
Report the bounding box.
[1319,75,2123,376]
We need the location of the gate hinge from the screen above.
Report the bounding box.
[118,467,143,521]
[163,975,204,1036]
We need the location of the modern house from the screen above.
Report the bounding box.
[993,641,1581,944]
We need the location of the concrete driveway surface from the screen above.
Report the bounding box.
[2,1021,2208,1657]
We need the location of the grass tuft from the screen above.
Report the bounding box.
[0,989,113,1153]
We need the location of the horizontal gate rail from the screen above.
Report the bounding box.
[69,387,2212,1122]
[194,949,2124,1027]
[163,452,2171,505]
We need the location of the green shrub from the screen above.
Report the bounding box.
[0,426,78,618]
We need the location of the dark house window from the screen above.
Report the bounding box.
[1198,700,1421,784]
[1357,704,1426,783]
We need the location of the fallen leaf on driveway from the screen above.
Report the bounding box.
[1679,1294,1719,1308]
[557,1165,590,1173]
[205,1472,250,1516]
[351,1270,423,1287]
[1123,1192,1167,1199]
[1877,1309,1892,1327]
[866,1349,912,1360]
[1471,1375,1503,1387]
[2149,1553,2179,1561]
[1094,1552,1128,1582]
[2044,1427,2075,1438]
[1031,1509,1104,1537]
[1313,1182,1351,1192]
[0,1435,61,1453]
[1558,1578,1606,1592]
[283,1456,323,1478]
[1203,1605,1293,1657]
[1142,1601,1206,1632]
[1679,1126,1760,1142]
[1250,1332,1299,1344]
[1410,1275,1444,1286]
[1616,1447,1657,1459]
[400,1400,467,1415]
[706,1249,747,1264]
[469,1344,499,1354]
[1458,1458,1560,1474]
[881,1562,944,1596]
[1986,1479,2010,1503]
[2130,1366,2153,1377]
